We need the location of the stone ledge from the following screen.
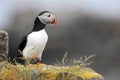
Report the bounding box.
[0,30,8,61]
[0,62,104,80]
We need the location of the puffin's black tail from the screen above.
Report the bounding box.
[12,50,25,65]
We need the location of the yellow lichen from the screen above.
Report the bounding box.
[0,61,104,80]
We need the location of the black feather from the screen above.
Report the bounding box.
[18,36,27,51]
[14,36,27,65]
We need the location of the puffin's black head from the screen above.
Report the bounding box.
[35,11,58,25]
[33,11,58,31]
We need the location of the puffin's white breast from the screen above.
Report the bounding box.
[23,29,48,59]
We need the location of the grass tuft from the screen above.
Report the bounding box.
[71,54,96,67]
[54,52,96,67]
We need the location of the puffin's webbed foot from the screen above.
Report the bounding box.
[30,58,40,69]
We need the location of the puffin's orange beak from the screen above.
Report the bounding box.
[50,16,58,25]
[54,17,58,25]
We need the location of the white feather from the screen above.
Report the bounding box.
[23,29,48,60]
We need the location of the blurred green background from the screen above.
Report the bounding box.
[0,0,120,80]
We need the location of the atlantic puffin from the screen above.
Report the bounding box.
[15,11,58,66]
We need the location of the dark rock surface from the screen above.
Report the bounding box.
[0,30,8,61]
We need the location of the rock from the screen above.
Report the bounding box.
[0,63,104,80]
[0,30,8,61]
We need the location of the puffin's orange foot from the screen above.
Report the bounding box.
[36,61,40,69]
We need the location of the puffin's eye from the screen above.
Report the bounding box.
[48,14,51,17]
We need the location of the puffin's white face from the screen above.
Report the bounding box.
[38,12,58,25]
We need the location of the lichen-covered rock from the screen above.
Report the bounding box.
[0,30,8,62]
[0,62,104,80]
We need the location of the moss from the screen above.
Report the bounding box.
[0,61,104,80]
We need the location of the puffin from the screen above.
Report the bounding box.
[15,11,58,66]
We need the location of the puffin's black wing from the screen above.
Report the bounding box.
[18,36,27,51]
[15,36,27,65]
